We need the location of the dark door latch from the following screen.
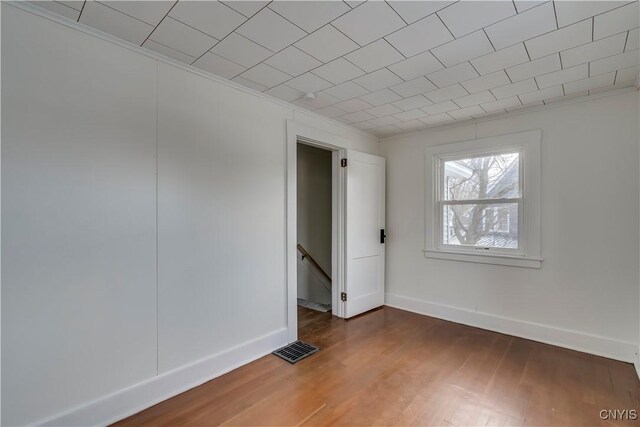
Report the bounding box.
[380,229,386,244]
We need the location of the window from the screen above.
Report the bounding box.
[425,130,542,268]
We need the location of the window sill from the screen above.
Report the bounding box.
[423,250,542,269]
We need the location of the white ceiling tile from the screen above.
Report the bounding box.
[299,92,341,109]
[594,2,640,40]
[387,1,454,24]
[342,110,376,123]
[424,83,468,103]
[368,116,401,127]
[269,1,350,33]
[395,119,427,130]
[563,72,616,94]
[322,81,369,101]
[32,1,80,20]
[485,2,557,50]
[390,77,437,97]
[353,68,403,92]
[57,1,83,10]
[354,121,377,131]
[518,85,563,103]
[535,63,588,88]
[239,63,292,88]
[506,53,561,81]
[447,105,485,119]
[294,25,359,62]
[427,62,478,88]
[525,19,592,59]
[393,109,428,121]
[221,1,267,17]
[332,1,406,46]
[211,33,271,68]
[372,125,402,136]
[422,100,460,115]
[431,30,494,67]
[590,49,640,76]
[236,7,306,52]
[615,66,639,83]
[490,78,538,99]
[334,98,373,113]
[508,99,543,110]
[360,88,403,106]
[192,51,246,79]
[143,39,195,64]
[461,70,511,93]
[264,46,321,77]
[555,1,627,28]
[437,1,516,37]
[545,89,588,103]
[385,14,453,57]
[80,1,154,45]
[561,33,627,68]
[315,106,347,119]
[101,1,174,26]
[312,58,364,85]
[168,1,246,40]
[470,43,529,75]
[421,113,455,125]
[286,72,333,93]
[264,84,304,102]
[392,95,433,111]
[345,1,366,9]
[150,17,217,58]
[387,51,444,80]
[231,76,267,92]
[514,1,546,13]
[345,40,404,73]
[627,28,639,51]
[452,90,495,108]
[366,104,403,118]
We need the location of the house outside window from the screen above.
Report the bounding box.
[424,130,542,268]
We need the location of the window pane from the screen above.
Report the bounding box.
[442,203,518,249]
[443,152,519,201]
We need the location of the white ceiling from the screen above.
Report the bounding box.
[31,0,640,137]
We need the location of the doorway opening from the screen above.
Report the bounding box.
[296,142,334,334]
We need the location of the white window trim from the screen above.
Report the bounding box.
[424,130,542,269]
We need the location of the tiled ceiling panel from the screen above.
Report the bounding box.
[29,0,640,137]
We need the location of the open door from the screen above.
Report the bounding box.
[344,149,385,318]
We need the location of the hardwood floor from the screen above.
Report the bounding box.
[115,306,640,426]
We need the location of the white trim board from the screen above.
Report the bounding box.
[33,328,288,426]
[385,293,637,364]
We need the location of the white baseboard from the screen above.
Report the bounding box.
[385,293,636,364]
[35,328,289,426]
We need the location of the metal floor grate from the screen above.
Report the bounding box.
[272,340,319,364]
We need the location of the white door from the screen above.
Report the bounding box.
[344,150,386,318]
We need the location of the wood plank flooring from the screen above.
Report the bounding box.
[115,306,640,426]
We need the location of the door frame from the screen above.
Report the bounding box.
[286,120,348,343]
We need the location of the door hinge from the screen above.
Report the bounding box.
[340,292,347,301]
[380,229,386,244]
[341,158,347,167]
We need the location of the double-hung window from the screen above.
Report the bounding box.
[425,130,542,268]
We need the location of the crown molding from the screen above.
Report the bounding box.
[6,1,378,142]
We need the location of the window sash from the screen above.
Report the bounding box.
[436,152,524,255]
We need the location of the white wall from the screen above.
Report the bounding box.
[1,4,378,426]
[297,144,332,304]
[382,91,639,362]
